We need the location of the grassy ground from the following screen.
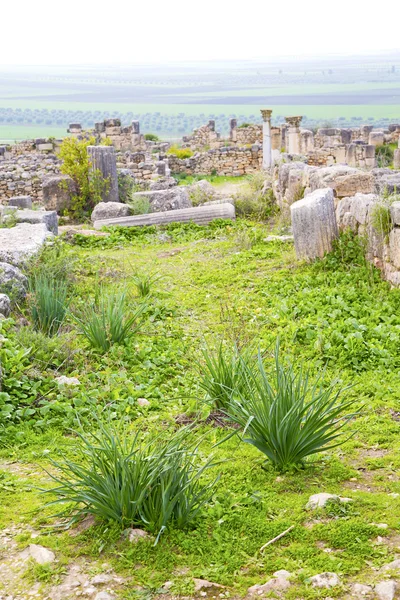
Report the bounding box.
[2,221,400,598]
[0,125,68,142]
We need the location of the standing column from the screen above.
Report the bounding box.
[260,109,273,169]
[87,146,119,203]
[285,116,303,154]
[230,118,237,143]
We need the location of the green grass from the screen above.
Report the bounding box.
[2,222,400,597]
[0,125,68,142]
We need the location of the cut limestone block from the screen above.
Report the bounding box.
[94,203,235,230]
[0,223,53,266]
[91,202,130,223]
[291,188,338,260]
[131,187,191,212]
[42,175,77,213]
[8,195,32,209]
[87,146,119,203]
[3,209,58,235]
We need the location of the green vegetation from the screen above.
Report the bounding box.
[3,218,400,596]
[28,274,69,337]
[167,145,193,159]
[144,133,160,142]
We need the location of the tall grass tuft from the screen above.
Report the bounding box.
[227,342,358,471]
[44,421,218,542]
[198,342,255,410]
[132,271,162,297]
[74,290,145,353]
[29,274,69,337]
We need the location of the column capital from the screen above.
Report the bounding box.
[285,116,303,128]
[260,109,273,122]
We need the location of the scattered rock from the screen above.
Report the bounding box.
[8,195,32,209]
[149,177,178,191]
[22,544,55,565]
[351,583,373,596]
[94,593,115,600]
[247,570,291,595]
[375,580,397,600]
[264,235,294,242]
[126,528,149,543]
[306,493,352,509]
[131,187,192,212]
[309,572,341,588]
[193,578,224,592]
[0,293,11,317]
[380,558,400,572]
[42,174,77,214]
[91,201,130,223]
[3,208,59,235]
[0,262,28,300]
[55,375,81,387]
[137,398,150,407]
[91,574,113,585]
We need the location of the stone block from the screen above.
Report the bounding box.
[36,143,54,152]
[12,209,58,235]
[8,195,32,209]
[291,188,338,260]
[131,187,191,212]
[390,201,400,225]
[389,228,400,268]
[87,146,119,203]
[0,263,28,301]
[0,223,53,266]
[368,131,384,146]
[308,165,375,198]
[42,174,77,213]
[91,202,130,223]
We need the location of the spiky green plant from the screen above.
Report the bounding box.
[131,272,162,297]
[198,342,256,410]
[74,290,145,353]
[227,343,358,471]
[44,421,218,542]
[29,274,69,337]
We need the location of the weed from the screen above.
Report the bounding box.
[29,274,69,337]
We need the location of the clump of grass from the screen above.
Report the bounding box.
[74,290,145,353]
[44,421,219,542]
[29,274,69,337]
[198,342,256,410]
[370,203,393,237]
[227,342,358,471]
[132,271,162,297]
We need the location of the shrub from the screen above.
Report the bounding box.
[45,421,218,541]
[167,145,193,159]
[238,123,252,128]
[127,193,150,216]
[376,144,394,168]
[227,343,358,471]
[74,290,146,353]
[29,274,69,337]
[144,133,160,142]
[370,203,393,237]
[59,137,108,219]
[198,342,255,410]
[235,187,276,221]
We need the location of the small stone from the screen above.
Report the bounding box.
[126,528,149,543]
[94,593,115,600]
[162,581,173,590]
[309,572,341,588]
[376,523,389,529]
[306,493,352,509]
[25,544,55,564]
[247,571,291,595]
[389,493,400,498]
[91,574,112,585]
[380,559,400,572]
[0,293,11,317]
[375,580,397,600]
[352,583,373,596]
[193,579,224,592]
[55,376,81,387]
[137,398,150,407]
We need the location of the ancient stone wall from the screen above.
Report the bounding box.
[182,121,221,150]
[116,151,157,180]
[167,145,262,176]
[0,153,61,204]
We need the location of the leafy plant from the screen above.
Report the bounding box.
[132,271,162,297]
[59,137,109,218]
[167,146,193,159]
[144,133,160,142]
[74,290,146,353]
[198,342,255,410]
[227,343,358,471]
[376,144,394,168]
[235,187,276,221]
[44,421,219,541]
[370,203,393,237]
[29,274,69,337]
[127,193,151,215]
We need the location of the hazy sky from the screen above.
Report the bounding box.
[2,0,399,65]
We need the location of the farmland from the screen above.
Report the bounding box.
[1,53,400,141]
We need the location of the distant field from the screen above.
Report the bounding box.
[0,125,67,143]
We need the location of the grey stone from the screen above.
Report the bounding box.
[309,165,375,198]
[8,195,32,209]
[149,177,178,191]
[248,570,291,595]
[306,493,352,509]
[389,229,400,269]
[55,376,81,387]
[193,579,224,592]
[350,193,379,225]
[291,188,338,260]
[390,202,400,225]
[0,263,27,300]
[126,528,149,542]
[309,572,340,588]
[42,174,77,214]
[264,235,294,242]
[24,544,55,565]
[94,593,115,600]
[94,203,235,229]
[375,172,400,194]
[91,574,113,585]
[131,187,191,212]
[0,223,53,266]
[380,559,400,572]
[375,580,397,600]
[91,202,130,223]
[351,583,373,596]
[87,146,119,203]
[10,209,58,235]
[0,294,11,317]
